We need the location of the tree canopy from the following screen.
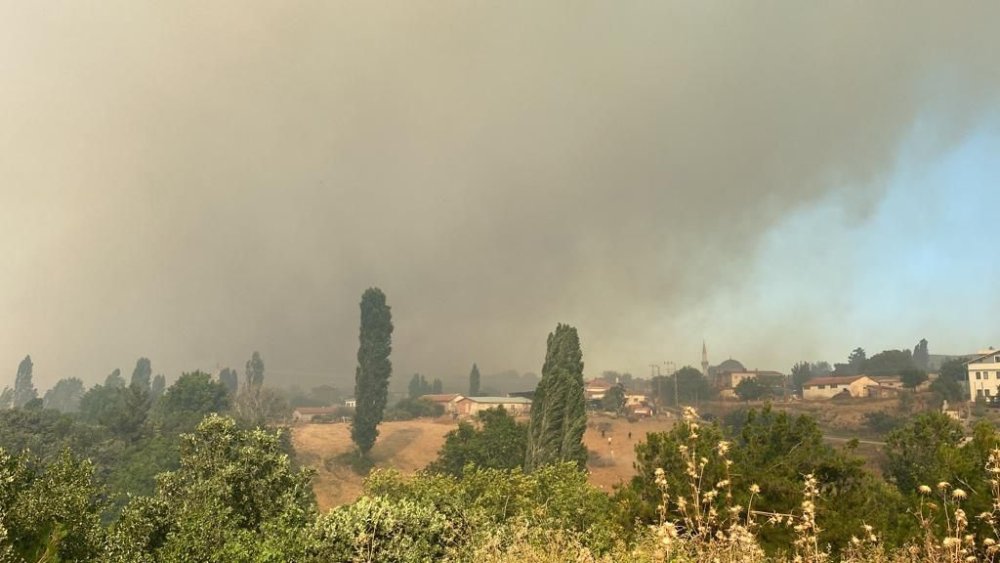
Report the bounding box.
[351,287,393,455]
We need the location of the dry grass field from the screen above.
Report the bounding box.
[292,413,678,510]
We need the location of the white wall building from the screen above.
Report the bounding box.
[967,349,1000,402]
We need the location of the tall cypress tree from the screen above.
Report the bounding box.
[468,363,481,397]
[524,324,587,471]
[13,355,37,408]
[351,287,393,455]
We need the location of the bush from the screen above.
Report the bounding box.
[384,398,444,421]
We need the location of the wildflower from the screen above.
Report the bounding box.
[749,483,760,494]
[938,481,951,490]
[919,485,932,495]
[952,488,968,500]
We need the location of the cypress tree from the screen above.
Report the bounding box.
[524,324,587,471]
[351,287,393,455]
[13,355,37,408]
[468,363,481,397]
[130,357,152,392]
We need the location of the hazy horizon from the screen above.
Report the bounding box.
[4,3,1000,391]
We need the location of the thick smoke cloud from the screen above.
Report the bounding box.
[2,3,999,388]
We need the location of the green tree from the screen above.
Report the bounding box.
[601,383,626,414]
[104,415,315,561]
[408,373,430,399]
[429,407,527,476]
[900,368,928,389]
[913,338,930,370]
[105,368,126,388]
[847,347,867,375]
[939,357,967,384]
[13,355,37,408]
[236,351,268,425]
[883,411,966,493]
[734,376,770,401]
[790,361,813,394]
[130,357,152,392]
[652,366,714,406]
[431,378,443,394]
[150,374,166,402]
[0,387,11,410]
[524,323,587,472]
[42,377,85,412]
[865,349,915,376]
[218,368,238,397]
[351,287,393,455]
[0,449,106,562]
[151,371,230,434]
[468,363,481,397]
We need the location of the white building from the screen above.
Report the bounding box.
[967,349,1000,402]
[801,375,878,400]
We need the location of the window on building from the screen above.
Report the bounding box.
[977,372,983,380]
[978,389,984,397]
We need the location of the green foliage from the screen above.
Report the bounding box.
[939,356,967,384]
[105,369,126,388]
[150,371,230,434]
[407,373,432,399]
[864,349,915,376]
[364,462,622,554]
[150,375,166,403]
[105,415,316,562]
[525,323,587,472]
[469,363,481,397]
[734,377,770,401]
[130,357,152,392]
[431,378,443,394]
[863,410,903,435]
[429,407,527,476]
[847,347,867,374]
[308,496,460,562]
[652,366,714,406]
[601,383,627,414]
[899,368,928,389]
[352,287,393,455]
[0,387,11,410]
[625,407,911,553]
[883,411,967,493]
[12,355,37,409]
[218,368,238,397]
[246,351,265,389]
[790,361,813,394]
[79,382,150,442]
[0,448,105,562]
[42,377,85,413]
[386,397,445,420]
[913,338,929,370]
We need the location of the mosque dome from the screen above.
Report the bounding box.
[716,359,746,373]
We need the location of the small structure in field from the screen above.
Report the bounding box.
[291,406,340,423]
[453,396,532,417]
[802,375,879,400]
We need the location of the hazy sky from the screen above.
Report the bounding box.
[3,3,1000,390]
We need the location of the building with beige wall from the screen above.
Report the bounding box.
[968,349,1000,402]
[453,396,532,417]
[802,375,878,400]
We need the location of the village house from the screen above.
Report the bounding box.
[967,348,1000,402]
[801,375,879,400]
[291,406,339,423]
[584,378,612,401]
[452,396,532,417]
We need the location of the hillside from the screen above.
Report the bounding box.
[292,414,678,510]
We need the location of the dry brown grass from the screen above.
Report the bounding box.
[292,413,678,509]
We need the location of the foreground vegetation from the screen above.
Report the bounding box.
[5,404,1000,562]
